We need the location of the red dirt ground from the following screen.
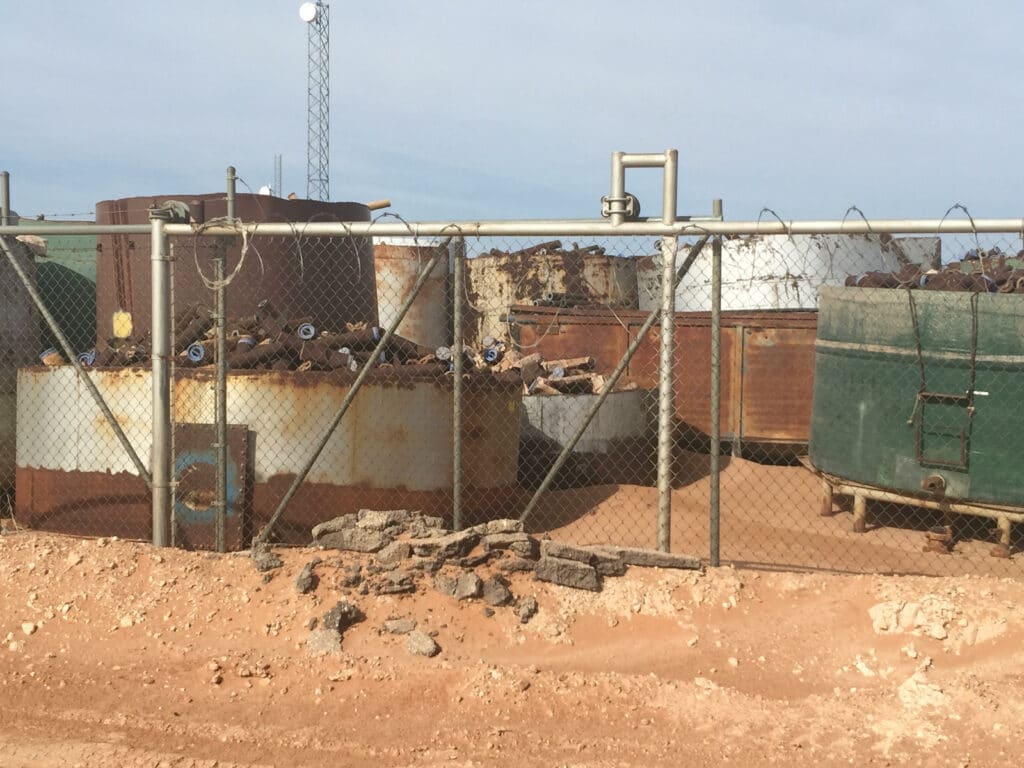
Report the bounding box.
[1,527,1022,767]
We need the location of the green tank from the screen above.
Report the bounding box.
[810,286,1024,505]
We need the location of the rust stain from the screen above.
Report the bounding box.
[508,305,817,444]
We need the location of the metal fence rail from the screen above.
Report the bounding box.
[3,159,1024,578]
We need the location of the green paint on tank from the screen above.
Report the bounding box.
[35,230,97,352]
[810,286,1024,506]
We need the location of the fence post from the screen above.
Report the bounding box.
[212,167,235,552]
[150,213,173,547]
[709,198,723,567]
[451,237,465,531]
[656,150,679,553]
[1,171,10,226]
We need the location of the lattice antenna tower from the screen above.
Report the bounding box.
[300,2,330,201]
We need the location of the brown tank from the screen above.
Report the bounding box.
[94,193,378,344]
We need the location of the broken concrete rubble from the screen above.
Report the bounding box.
[535,557,601,592]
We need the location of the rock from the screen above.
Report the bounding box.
[376,583,416,595]
[499,557,537,574]
[433,573,458,597]
[454,572,483,601]
[321,600,365,634]
[340,564,363,587]
[251,544,284,573]
[583,547,628,577]
[540,540,595,564]
[598,547,701,570]
[384,618,417,635]
[535,557,601,591]
[311,514,357,540]
[517,596,539,624]
[407,631,441,658]
[306,628,342,656]
[20,622,36,636]
[317,528,390,553]
[65,552,83,567]
[357,509,411,530]
[407,516,447,540]
[482,575,513,607]
[295,558,322,594]
[376,540,411,566]
[483,607,495,618]
[410,556,444,573]
[411,529,480,560]
[485,518,524,535]
[459,552,494,568]
[482,532,538,558]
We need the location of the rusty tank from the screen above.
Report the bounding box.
[373,237,451,349]
[94,193,379,343]
[15,365,523,545]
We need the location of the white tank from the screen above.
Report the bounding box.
[637,234,940,312]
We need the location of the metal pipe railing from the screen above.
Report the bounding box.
[656,149,679,553]
[451,238,465,531]
[149,215,173,547]
[213,166,235,552]
[709,198,723,567]
[4,216,1024,240]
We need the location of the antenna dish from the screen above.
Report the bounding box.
[298,2,318,22]
[258,185,273,196]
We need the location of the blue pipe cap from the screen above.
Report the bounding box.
[187,343,206,363]
[77,349,97,366]
[297,323,316,341]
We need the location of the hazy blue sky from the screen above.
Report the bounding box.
[4,1,1022,222]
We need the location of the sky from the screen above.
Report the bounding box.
[4,1,1023,224]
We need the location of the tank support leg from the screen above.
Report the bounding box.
[852,494,867,533]
[991,516,1013,559]
[820,479,835,517]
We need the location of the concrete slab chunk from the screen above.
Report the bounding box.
[317,528,390,553]
[602,547,702,570]
[540,540,595,564]
[534,557,601,591]
[411,529,480,560]
[357,509,411,530]
[311,514,357,540]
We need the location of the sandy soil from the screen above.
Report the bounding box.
[532,456,1023,578]
[0,529,1022,767]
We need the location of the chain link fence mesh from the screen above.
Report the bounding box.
[3,203,1024,579]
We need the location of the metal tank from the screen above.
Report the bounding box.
[0,234,39,492]
[637,234,941,312]
[94,193,378,342]
[373,237,450,349]
[465,246,638,346]
[509,304,818,446]
[15,366,522,541]
[810,286,1024,505]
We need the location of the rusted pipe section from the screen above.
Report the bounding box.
[0,235,153,489]
[254,243,448,545]
[520,235,711,527]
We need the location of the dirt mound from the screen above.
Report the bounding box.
[0,529,1022,766]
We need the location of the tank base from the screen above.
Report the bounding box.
[15,465,525,549]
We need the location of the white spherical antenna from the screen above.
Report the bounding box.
[258,185,273,196]
[298,2,318,22]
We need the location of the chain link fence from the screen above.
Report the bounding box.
[3,186,1024,578]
